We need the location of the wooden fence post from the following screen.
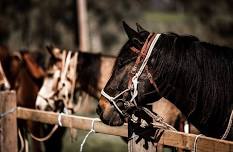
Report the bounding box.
[76,0,90,51]
[0,91,17,152]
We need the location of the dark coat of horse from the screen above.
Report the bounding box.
[36,46,197,152]
[97,22,233,141]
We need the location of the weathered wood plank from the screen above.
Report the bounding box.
[17,107,233,152]
[0,91,17,152]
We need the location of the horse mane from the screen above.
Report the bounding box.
[151,33,233,125]
[77,51,101,99]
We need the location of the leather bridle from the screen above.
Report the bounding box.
[101,33,161,118]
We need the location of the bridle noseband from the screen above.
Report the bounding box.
[101,33,161,117]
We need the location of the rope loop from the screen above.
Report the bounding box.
[80,119,97,152]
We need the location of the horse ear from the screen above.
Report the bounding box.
[46,45,61,59]
[20,51,45,79]
[46,45,54,57]
[136,23,146,32]
[122,21,139,39]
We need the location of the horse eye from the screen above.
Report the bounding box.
[132,38,143,48]
[68,93,71,98]
[132,38,142,44]
[47,73,54,77]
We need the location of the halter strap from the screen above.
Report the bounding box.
[60,50,72,86]
[129,34,161,103]
[101,33,161,117]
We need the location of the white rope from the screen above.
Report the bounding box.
[101,88,130,116]
[221,110,233,139]
[60,50,72,86]
[58,112,64,126]
[192,134,203,152]
[30,125,59,142]
[130,34,161,104]
[80,119,97,152]
[18,129,25,152]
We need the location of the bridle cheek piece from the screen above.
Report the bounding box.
[101,33,161,118]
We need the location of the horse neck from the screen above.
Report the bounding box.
[77,53,115,99]
[98,56,116,91]
[16,68,40,108]
[150,45,232,138]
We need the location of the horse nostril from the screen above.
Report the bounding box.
[36,105,40,109]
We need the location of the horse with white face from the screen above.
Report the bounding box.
[36,47,77,114]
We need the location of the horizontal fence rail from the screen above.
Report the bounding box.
[17,107,233,152]
[17,107,127,137]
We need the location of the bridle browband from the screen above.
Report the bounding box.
[101,33,161,117]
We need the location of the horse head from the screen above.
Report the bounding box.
[97,22,162,126]
[13,50,45,108]
[36,46,77,114]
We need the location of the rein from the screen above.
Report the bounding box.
[101,33,161,117]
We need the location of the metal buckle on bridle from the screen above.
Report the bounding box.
[101,33,161,118]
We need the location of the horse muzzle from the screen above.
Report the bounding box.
[97,96,124,126]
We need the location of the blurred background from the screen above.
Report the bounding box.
[1,0,233,55]
[0,0,232,151]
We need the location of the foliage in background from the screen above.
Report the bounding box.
[0,0,146,52]
[177,0,233,45]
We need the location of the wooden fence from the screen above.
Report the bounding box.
[1,91,233,152]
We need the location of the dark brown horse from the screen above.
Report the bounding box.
[97,22,233,141]
[36,47,197,151]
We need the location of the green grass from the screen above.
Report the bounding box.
[62,129,127,152]
[61,112,127,152]
[144,11,187,23]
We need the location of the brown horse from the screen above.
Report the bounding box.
[36,47,195,140]
[20,49,73,152]
[0,47,45,151]
[97,22,233,142]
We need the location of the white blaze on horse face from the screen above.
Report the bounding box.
[57,52,78,111]
[36,50,77,113]
[0,62,10,90]
[36,70,61,110]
